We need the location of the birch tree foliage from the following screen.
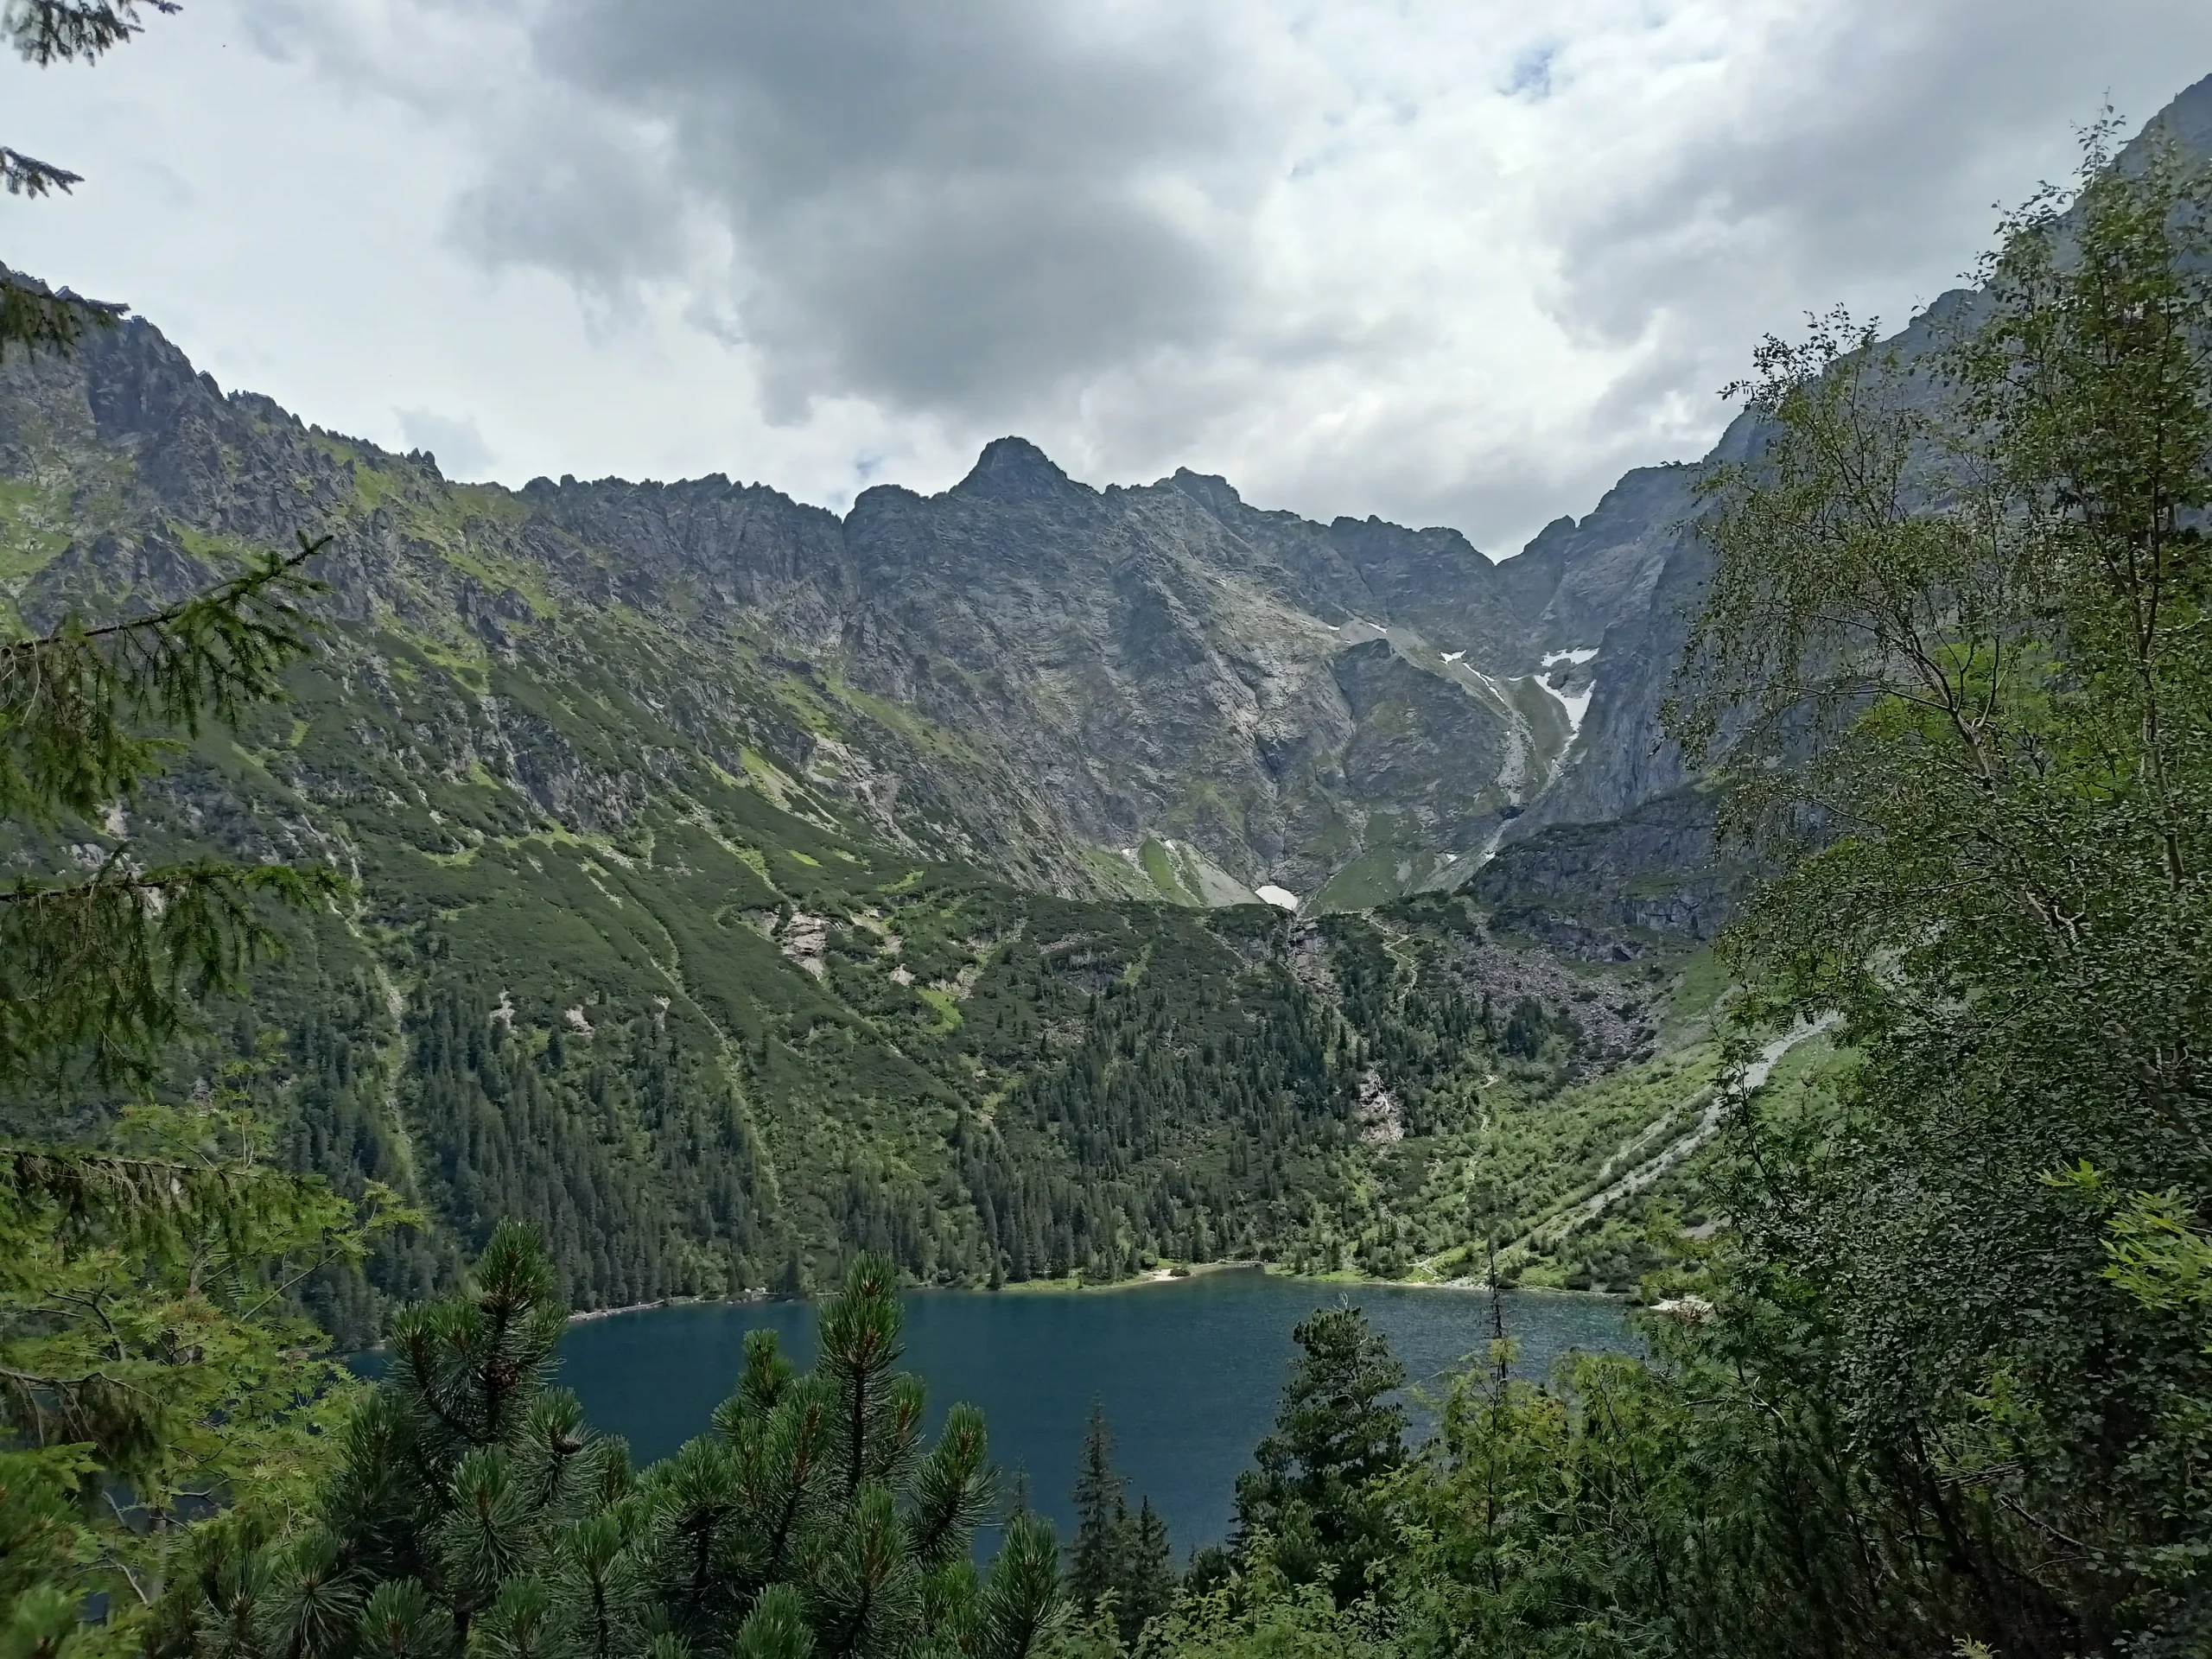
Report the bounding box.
[1656,120,2212,1653]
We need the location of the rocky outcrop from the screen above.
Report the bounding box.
[1471,786,1761,957]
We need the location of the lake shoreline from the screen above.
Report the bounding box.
[559,1262,1628,1324]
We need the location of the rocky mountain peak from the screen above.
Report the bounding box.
[949,435,1087,504]
[2152,72,2212,151]
[1166,467,1243,517]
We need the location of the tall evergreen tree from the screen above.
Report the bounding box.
[1066,1401,1128,1615]
[1231,1303,1405,1607]
[1119,1498,1176,1644]
[0,14,389,1647]
[1065,1402,1177,1648]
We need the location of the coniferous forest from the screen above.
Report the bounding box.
[6,5,2212,1657]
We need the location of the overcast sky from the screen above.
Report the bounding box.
[7,2,2212,555]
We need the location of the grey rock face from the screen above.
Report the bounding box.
[1332,640,1510,850]
[1472,787,1758,957]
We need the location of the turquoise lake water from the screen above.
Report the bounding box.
[552,1269,1630,1557]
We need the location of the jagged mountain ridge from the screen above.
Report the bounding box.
[7,71,2211,1332]
[10,73,2209,935]
[0,319,1695,912]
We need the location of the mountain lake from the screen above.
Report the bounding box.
[552,1268,1633,1556]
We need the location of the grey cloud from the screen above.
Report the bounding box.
[734,179,1226,416]
[243,0,524,112]
[1543,3,2212,423]
[446,119,690,298]
[241,0,2212,557]
[454,0,1266,416]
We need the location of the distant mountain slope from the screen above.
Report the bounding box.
[0,316,1700,914]
[17,76,2212,921]
[1510,67,2212,843]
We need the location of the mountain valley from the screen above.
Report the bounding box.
[2,271,1758,1337]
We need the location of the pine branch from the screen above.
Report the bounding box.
[2,0,170,359]
[0,529,335,1097]
[0,534,330,823]
[0,146,79,196]
[0,265,126,360]
[0,1146,322,1247]
[0,854,348,1090]
[3,0,179,67]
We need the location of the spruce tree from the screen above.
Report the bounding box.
[0,13,388,1643]
[1065,1403,1177,1647]
[1118,1498,1175,1643]
[1231,1303,1405,1606]
[1066,1401,1128,1614]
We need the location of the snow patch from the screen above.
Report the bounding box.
[1440,650,1465,664]
[1533,645,1599,742]
[1553,680,1596,737]
[1255,884,1300,912]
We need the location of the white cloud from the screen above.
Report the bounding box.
[396,407,496,480]
[3,1,2209,552]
